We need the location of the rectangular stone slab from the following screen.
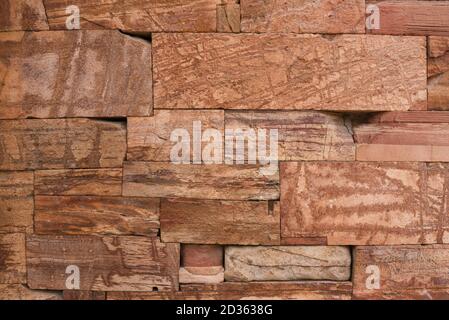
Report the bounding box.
[367,1,449,36]
[153,33,426,111]
[0,30,152,118]
[241,0,364,33]
[123,162,279,200]
[367,111,449,123]
[35,196,160,237]
[0,119,126,170]
[108,281,352,300]
[127,111,224,162]
[160,199,280,245]
[0,233,26,284]
[0,171,33,233]
[224,246,351,281]
[428,36,449,110]
[281,162,449,245]
[353,245,449,299]
[225,111,355,161]
[0,284,61,300]
[0,0,49,31]
[44,0,222,32]
[26,235,180,291]
[34,169,122,196]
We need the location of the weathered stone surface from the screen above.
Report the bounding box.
[354,122,449,161]
[0,30,152,118]
[0,171,33,233]
[161,199,280,245]
[241,0,364,33]
[179,267,225,284]
[217,3,241,32]
[354,123,449,146]
[367,111,449,123]
[27,235,180,291]
[281,162,449,245]
[182,245,223,267]
[0,233,26,284]
[225,111,355,161]
[35,196,160,237]
[367,1,449,36]
[0,0,48,31]
[428,36,449,110]
[108,281,352,300]
[123,162,279,200]
[63,291,105,300]
[0,119,126,170]
[35,169,122,196]
[127,111,224,162]
[44,0,222,32]
[153,33,426,111]
[224,246,351,281]
[356,144,449,162]
[0,284,61,300]
[353,245,449,299]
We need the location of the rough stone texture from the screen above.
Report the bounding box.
[367,1,449,36]
[241,0,364,33]
[354,122,449,161]
[281,162,449,245]
[27,235,180,291]
[0,31,152,119]
[44,0,222,32]
[0,233,26,284]
[63,291,105,301]
[153,33,427,111]
[127,111,224,162]
[353,245,449,299]
[108,281,353,300]
[182,245,223,267]
[0,284,61,300]
[123,162,279,200]
[367,111,449,123]
[35,196,160,237]
[179,267,225,284]
[0,119,126,170]
[224,246,351,281]
[428,36,449,110]
[160,199,280,245]
[217,3,241,32]
[225,111,355,161]
[34,169,122,196]
[0,0,49,31]
[0,171,33,234]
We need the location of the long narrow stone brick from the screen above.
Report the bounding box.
[160,199,280,245]
[123,162,279,200]
[35,196,160,237]
[0,30,152,118]
[241,0,365,33]
[153,33,426,111]
[0,119,126,170]
[27,235,180,291]
[224,246,351,281]
[366,1,449,36]
[44,0,222,32]
[108,281,353,300]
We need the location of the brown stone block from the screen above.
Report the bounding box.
[0,30,152,118]
[153,33,426,111]
[0,0,48,31]
[0,233,26,284]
